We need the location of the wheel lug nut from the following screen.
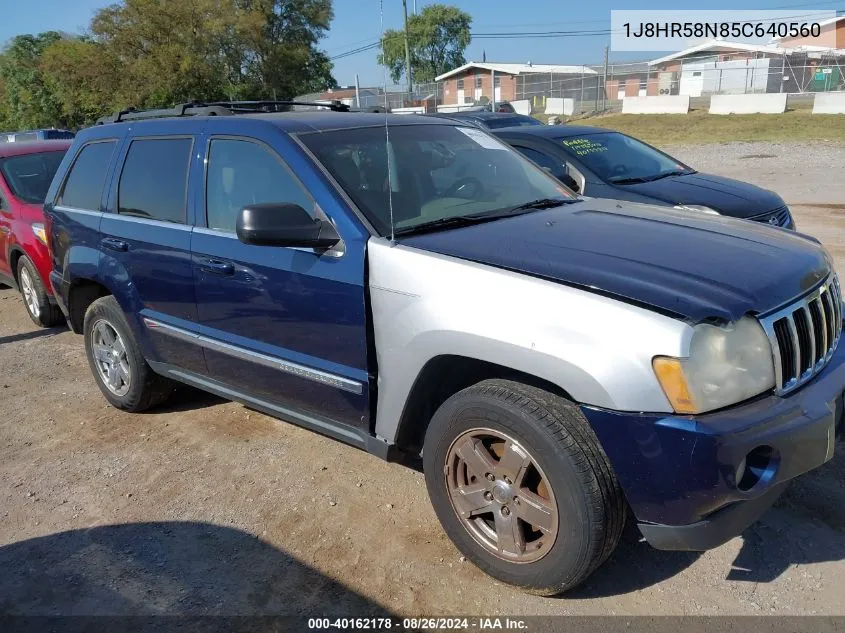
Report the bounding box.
[485,473,495,482]
[484,492,493,501]
[504,476,512,484]
[501,506,510,516]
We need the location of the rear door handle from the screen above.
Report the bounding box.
[199,258,235,275]
[101,237,128,252]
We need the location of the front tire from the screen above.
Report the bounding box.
[423,379,625,595]
[17,256,62,327]
[83,296,173,411]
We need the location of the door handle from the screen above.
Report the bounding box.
[199,258,235,275]
[101,237,128,252]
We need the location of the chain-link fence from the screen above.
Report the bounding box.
[304,51,845,117]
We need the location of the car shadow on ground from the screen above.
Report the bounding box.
[0,327,64,346]
[568,441,845,597]
[143,386,228,415]
[0,521,394,616]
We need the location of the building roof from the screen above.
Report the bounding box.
[772,15,845,40]
[648,40,791,66]
[435,62,598,82]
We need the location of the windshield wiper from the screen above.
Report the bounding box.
[393,198,576,237]
[647,170,690,182]
[393,213,505,237]
[506,197,577,212]
[608,176,650,184]
[610,170,691,185]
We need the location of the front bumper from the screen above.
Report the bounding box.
[582,340,845,551]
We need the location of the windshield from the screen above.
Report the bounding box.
[301,124,576,236]
[556,132,692,183]
[0,150,67,204]
[482,116,543,130]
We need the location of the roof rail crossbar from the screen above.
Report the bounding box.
[94,98,371,125]
[203,100,352,112]
[95,103,233,125]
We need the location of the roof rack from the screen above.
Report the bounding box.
[95,99,372,125]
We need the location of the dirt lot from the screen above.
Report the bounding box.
[2,141,845,617]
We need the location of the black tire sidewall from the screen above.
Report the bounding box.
[423,387,599,594]
[16,256,58,327]
[83,296,151,410]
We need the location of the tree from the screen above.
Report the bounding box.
[0,32,65,129]
[232,0,338,99]
[88,0,337,108]
[378,4,471,85]
[40,37,123,129]
[0,0,339,129]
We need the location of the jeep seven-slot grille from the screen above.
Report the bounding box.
[760,275,842,395]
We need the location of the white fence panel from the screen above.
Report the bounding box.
[622,96,690,114]
[545,98,575,115]
[709,93,787,114]
[813,92,845,114]
[511,99,532,115]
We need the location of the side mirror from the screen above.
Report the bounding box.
[236,203,340,249]
[559,172,580,193]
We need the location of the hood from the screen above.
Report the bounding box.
[615,172,784,219]
[400,198,830,323]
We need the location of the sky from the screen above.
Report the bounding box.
[1,0,842,87]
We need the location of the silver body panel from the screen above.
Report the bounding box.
[368,238,693,442]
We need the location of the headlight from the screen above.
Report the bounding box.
[652,316,775,414]
[673,204,721,215]
[31,222,47,245]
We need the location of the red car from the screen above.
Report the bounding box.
[0,140,71,327]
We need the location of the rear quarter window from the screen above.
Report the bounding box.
[118,138,192,223]
[57,141,117,211]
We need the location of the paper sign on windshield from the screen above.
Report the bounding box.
[458,127,508,150]
[561,138,610,157]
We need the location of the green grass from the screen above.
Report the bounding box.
[539,109,845,145]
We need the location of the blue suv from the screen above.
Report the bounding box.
[45,101,845,595]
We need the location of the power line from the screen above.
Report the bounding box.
[330,7,844,61]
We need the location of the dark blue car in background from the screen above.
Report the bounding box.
[2,128,76,143]
[494,124,795,229]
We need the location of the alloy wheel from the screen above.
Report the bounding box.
[91,319,131,396]
[444,428,558,563]
[19,267,40,319]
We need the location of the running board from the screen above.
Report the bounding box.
[149,361,392,460]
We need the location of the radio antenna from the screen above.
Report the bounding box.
[379,0,396,242]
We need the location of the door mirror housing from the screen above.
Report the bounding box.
[236,203,340,249]
[558,172,580,193]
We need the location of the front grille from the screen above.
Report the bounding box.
[759,274,842,395]
[750,206,792,228]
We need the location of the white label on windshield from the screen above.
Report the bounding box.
[458,127,508,150]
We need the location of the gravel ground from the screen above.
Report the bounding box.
[2,141,845,617]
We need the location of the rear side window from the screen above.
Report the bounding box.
[13,132,38,142]
[118,138,192,223]
[0,150,68,204]
[58,141,117,211]
[205,138,313,233]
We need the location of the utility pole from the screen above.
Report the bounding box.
[402,0,413,95]
[355,74,361,108]
[602,45,609,111]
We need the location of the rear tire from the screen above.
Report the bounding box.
[17,256,62,328]
[83,295,174,412]
[423,379,625,595]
